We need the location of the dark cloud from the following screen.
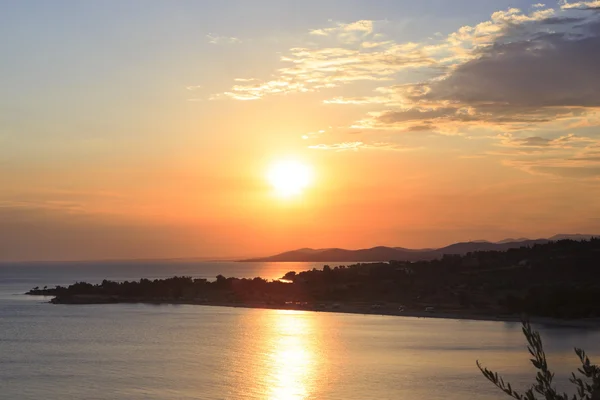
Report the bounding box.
[565,4,600,11]
[376,108,457,124]
[372,105,585,129]
[349,8,600,134]
[424,28,600,108]
[406,124,436,132]
[541,16,587,24]
[359,9,600,134]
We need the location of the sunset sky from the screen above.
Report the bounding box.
[1,0,600,261]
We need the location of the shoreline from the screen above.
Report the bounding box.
[30,294,600,329]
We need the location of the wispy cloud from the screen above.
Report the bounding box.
[210,79,310,101]
[206,33,242,45]
[308,141,365,151]
[0,200,86,214]
[301,130,326,140]
[310,20,375,43]
[498,133,595,150]
[560,0,600,9]
[490,134,600,178]
[210,21,437,101]
[323,95,393,105]
[213,44,436,99]
[503,158,600,179]
[308,141,415,152]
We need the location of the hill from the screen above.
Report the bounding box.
[242,246,436,262]
[240,235,597,262]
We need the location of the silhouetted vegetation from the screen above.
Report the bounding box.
[29,239,600,319]
[478,320,600,399]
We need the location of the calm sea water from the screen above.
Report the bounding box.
[1,261,599,400]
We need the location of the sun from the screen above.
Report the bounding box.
[267,160,313,197]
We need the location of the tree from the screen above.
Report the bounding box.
[282,271,297,281]
[458,291,471,307]
[477,320,600,400]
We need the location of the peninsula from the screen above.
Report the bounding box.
[28,239,600,324]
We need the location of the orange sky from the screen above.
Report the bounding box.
[1,1,600,261]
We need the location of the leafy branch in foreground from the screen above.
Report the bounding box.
[477,321,600,400]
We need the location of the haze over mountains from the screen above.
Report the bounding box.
[241,234,597,262]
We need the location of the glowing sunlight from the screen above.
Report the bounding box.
[267,160,313,198]
[267,310,316,400]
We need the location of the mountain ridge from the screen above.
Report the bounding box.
[240,234,598,262]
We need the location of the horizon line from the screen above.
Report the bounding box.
[2,233,597,264]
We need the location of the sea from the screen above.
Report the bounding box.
[1,260,599,400]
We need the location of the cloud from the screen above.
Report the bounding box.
[512,137,553,147]
[491,134,600,178]
[503,157,600,179]
[310,20,375,43]
[438,7,557,56]
[234,78,259,82]
[302,130,326,139]
[362,40,394,49]
[308,141,365,151]
[310,20,374,36]
[323,96,393,105]
[561,0,600,10]
[540,16,587,24]
[215,45,436,100]
[210,79,311,100]
[209,5,600,136]
[211,21,438,101]
[206,34,242,45]
[422,32,600,108]
[341,20,374,33]
[351,104,587,134]
[0,199,86,214]
[205,4,600,178]
[209,5,600,124]
[308,141,414,152]
[497,133,596,150]
[351,6,600,133]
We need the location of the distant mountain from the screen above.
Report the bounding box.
[497,237,531,244]
[393,247,435,253]
[432,239,551,255]
[240,235,598,262]
[241,246,436,263]
[548,234,597,241]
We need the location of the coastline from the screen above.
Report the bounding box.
[199,302,600,329]
[31,294,600,329]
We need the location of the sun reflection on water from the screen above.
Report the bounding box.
[265,310,317,400]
